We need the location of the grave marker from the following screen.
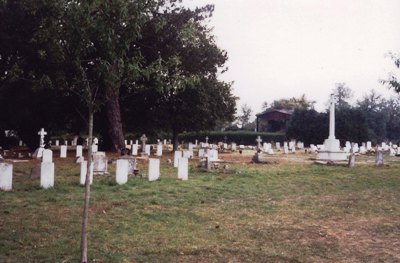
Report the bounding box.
[148,158,160,181]
[0,162,13,191]
[116,159,129,185]
[41,149,54,189]
[178,157,189,180]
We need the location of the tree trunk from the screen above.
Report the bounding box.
[80,112,93,263]
[106,87,124,152]
[172,128,179,151]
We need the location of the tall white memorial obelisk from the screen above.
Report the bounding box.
[317,94,347,161]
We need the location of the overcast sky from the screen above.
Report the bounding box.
[182,0,400,116]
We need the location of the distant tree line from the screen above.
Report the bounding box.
[287,85,400,145]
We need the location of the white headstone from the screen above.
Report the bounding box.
[92,144,98,153]
[276,142,281,150]
[116,159,129,185]
[174,151,182,168]
[178,157,189,180]
[208,149,218,161]
[42,149,53,163]
[148,158,160,181]
[76,145,83,157]
[131,144,138,156]
[145,145,151,155]
[80,161,93,185]
[60,145,67,158]
[189,143,194,151]
[0,162,13,191]
[231,143,237,151]
[183,150,192,158]
[40,162,54,189]
[283,145,289,154]
[198,148,205,157]
[366,141,372,150]
[55,140,59,146]
[156,144,162,156]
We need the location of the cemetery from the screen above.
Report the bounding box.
[1,1,400,262]
[1,126,400,262]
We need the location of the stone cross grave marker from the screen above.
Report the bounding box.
[256,136,262,151]
[0,162,13,191]
[140,134,148,155]
[38,128,47,148]
[148,158,160,181]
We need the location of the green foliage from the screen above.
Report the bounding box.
[270,94,315,110]
[286,108,328,145]
[178,131,286,145]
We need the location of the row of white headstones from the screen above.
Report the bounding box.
[0,148,195,191]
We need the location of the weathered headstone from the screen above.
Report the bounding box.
[375,150,384,166]
[93,152,108,174]
[0,162,13,191]
[41,149,54,189]
[208,149,218,161]
[80,161,93,185]
[148,158,160,181]
[178,157,188,180]
[116,159,129,185]
[60,145,67,158]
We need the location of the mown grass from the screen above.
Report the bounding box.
[0,152,399,262]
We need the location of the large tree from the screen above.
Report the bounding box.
[122,4,236,149]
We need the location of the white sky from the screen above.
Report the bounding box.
[182,0,400,117]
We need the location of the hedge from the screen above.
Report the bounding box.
[178,131,286,145]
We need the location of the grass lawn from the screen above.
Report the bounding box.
[1,151,399,262]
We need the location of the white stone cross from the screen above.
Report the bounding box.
[38,128,47,148]
[328,94,338,139]
[140,134,148,153]
[256,136,263,150]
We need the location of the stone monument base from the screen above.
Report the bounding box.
[316,151,348,161]
[316,138,347,161]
